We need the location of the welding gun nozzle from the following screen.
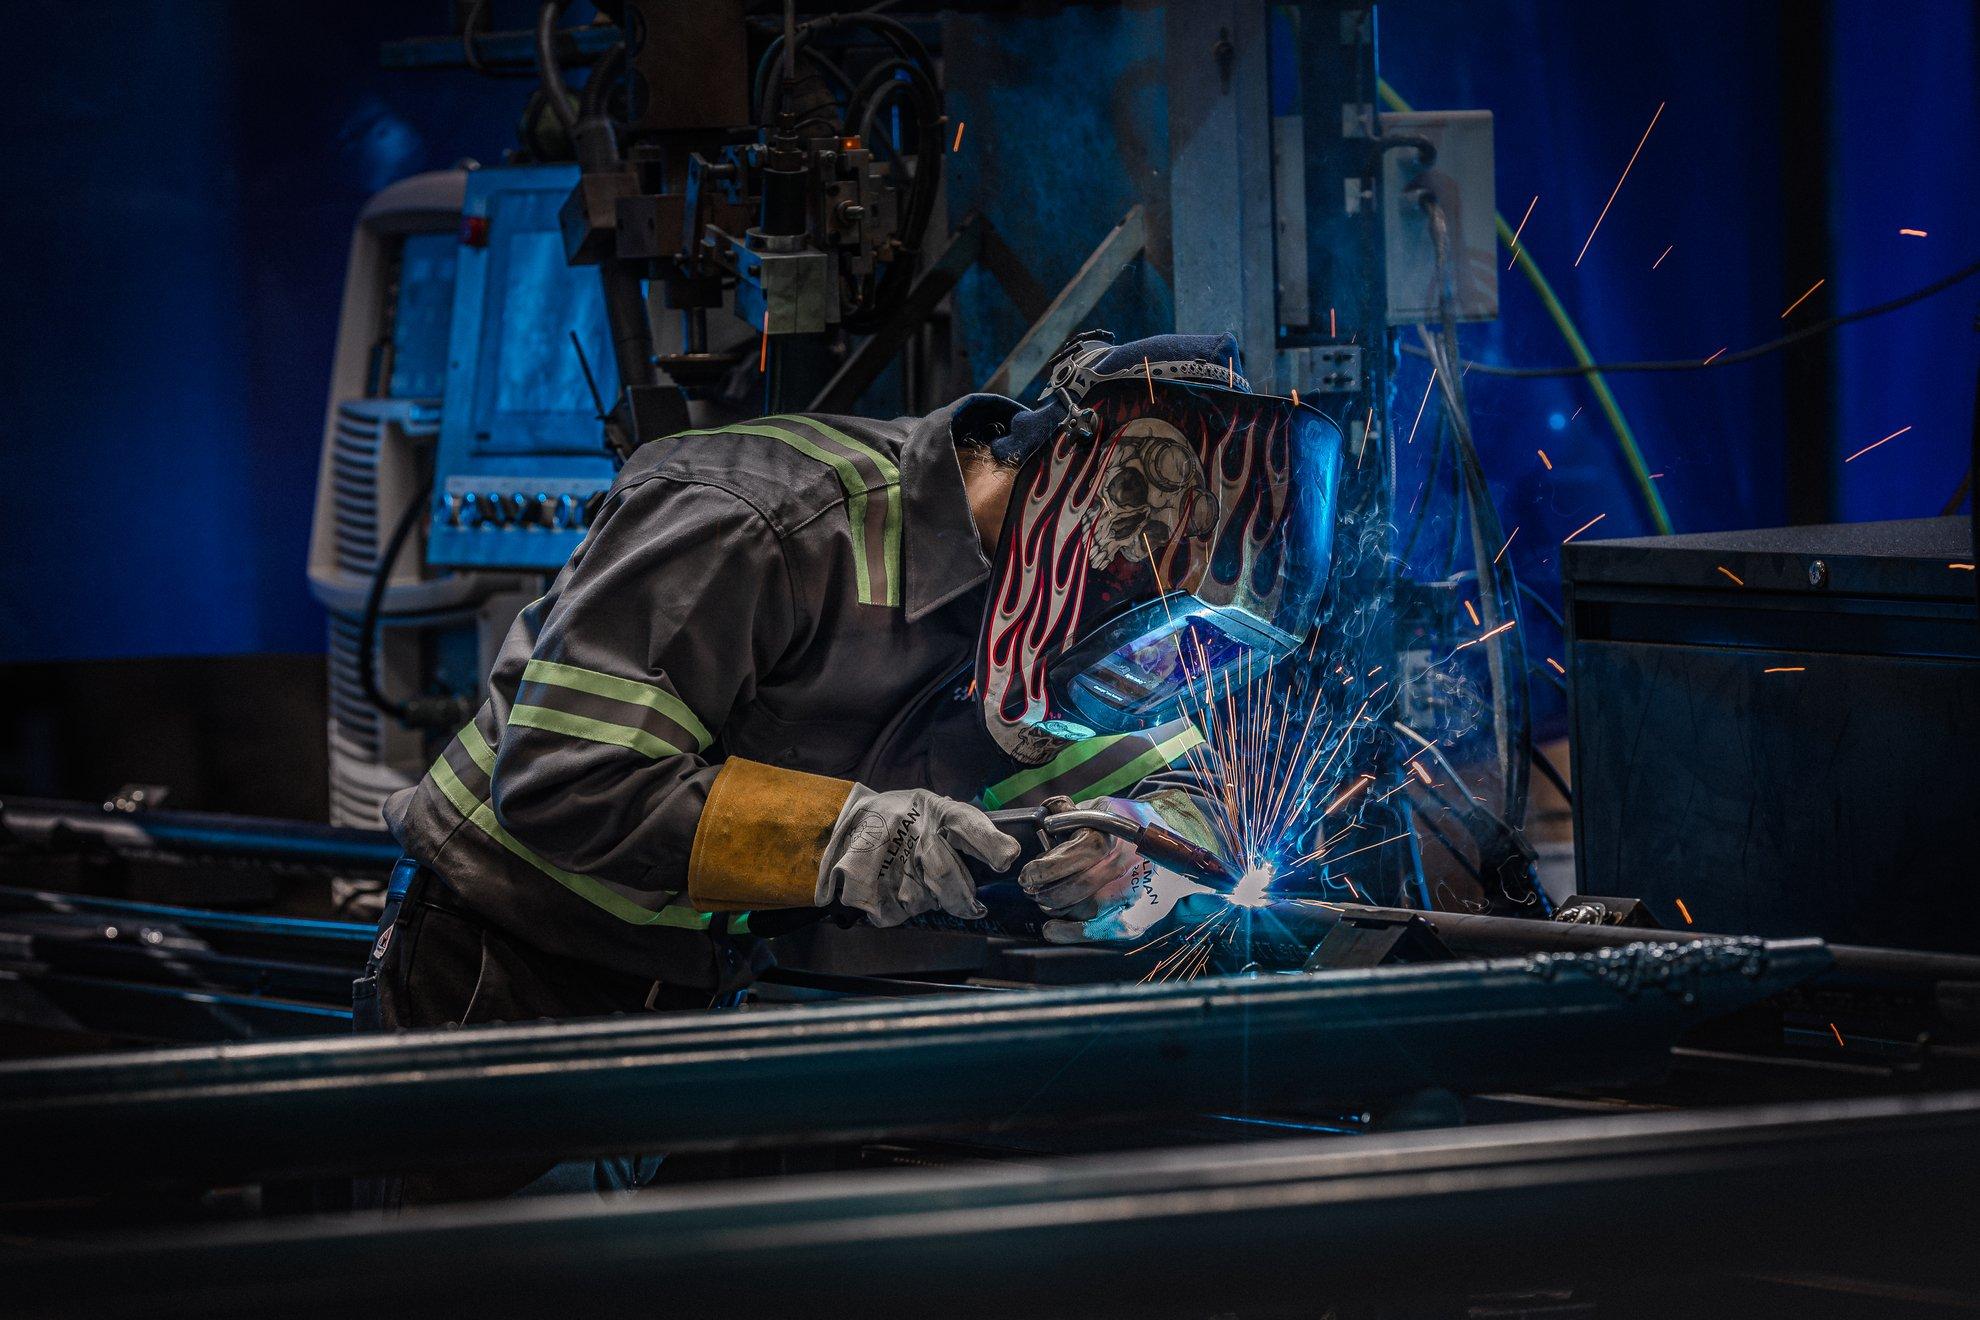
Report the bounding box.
[988,806,1240,892]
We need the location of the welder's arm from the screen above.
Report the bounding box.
[486,477,808,904]
[486,475,1015,922]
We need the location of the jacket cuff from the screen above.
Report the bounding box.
[688,757,855,911]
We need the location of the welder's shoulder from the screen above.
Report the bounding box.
[613,412,906,534]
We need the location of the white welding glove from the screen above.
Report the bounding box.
[818,786,1021,927]
[1019,795,1217,944]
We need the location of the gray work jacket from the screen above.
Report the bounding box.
[383,397,1203,986]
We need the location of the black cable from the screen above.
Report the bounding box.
[358,480,434,727]
[534,0,578,135]
[1404,259,1980,378]
[459,0,534,79]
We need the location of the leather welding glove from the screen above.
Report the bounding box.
[1041,859,1216,945]
[1019,792,1224,943]
[818,785,1022,927]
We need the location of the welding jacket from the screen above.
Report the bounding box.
[382,397,1210,989]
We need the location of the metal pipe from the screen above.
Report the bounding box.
[0,937,1826,1197]
[10,1087,1979,1319]
[0,797,401,869]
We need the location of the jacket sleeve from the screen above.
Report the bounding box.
[486,476,803,900]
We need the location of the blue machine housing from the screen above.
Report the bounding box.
[426,164,622,571]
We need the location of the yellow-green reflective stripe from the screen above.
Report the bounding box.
[520,659,712,750]
[1079,725,1208,804]
[509,703,686,760]
[428,754,718,931]
[460,723,497,774]
[677,420,900,607]
[979,734,1130,810]
[766,415,904,608]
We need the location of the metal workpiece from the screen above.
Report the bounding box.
[0,797,402,870]
[10,1087,1980,1320]
[0,938,1828,1198]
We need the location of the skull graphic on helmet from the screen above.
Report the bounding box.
[1087,417,1219,571]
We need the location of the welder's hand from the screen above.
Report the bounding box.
[818,786,1021,928]
[1015,796,1159,916]
[1040,861,1215,945]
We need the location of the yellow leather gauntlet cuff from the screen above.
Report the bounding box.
[687,757,855,911]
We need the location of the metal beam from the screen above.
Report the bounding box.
[808,214,986,414]
[982,205,1147,400]
[0,938,1826,1197]
[1164,0,1279,387]
[9,1087,1979,1319]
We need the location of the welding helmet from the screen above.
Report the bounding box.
[976,335,1345,766]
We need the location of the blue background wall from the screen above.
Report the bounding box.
[1,2,1972,665]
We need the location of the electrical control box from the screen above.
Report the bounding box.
[1380,110,1497,325]
[1564,516,1980,953]
[426,164,623,571]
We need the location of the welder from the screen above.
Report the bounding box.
[357,331,1343,1201]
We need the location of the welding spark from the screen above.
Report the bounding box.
[1538,448,1554,470]
[1144,356,1155,402]
[1952,563,1977,571]
[1329,307,1337,338]
[1562,512,1607,543]
[1575,100,1665,267]
[1546,656,1566,674]
[1453,619,1517,653]
[1899,228,1928,238]
[1844,425,1912,463]
[1830,1022,1846,1049]
[1675,897,1694,925]
[1494,526,1519,564]
[1405,371,1437,446]
[1715,565,1745,586]
[1780,278,1825,319]
[1570,406,1584,422]
[1462,599,1481,627]
[1227,862,1276,908]
[1506,194,1538,269]
[758,314,771,373]
[951,120,966,153]
[1291,388,1301,407]
[1763,666,1806,674]
[1702,346,1728,366]
[1652,244,1673,270]
[1410,760,1433,786]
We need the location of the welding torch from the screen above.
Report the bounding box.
[986,805,1241,893]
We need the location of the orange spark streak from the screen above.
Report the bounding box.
[1410,760,1433,785]
[951,120,966,153]
[1494,526,1519,563]
[1763,666,1806,674]
[1845,425,1912,463]
[1545,656,1566,674]
[1538,448,1554,470]
[1506,194,1538,270]
[1830,1022,1846,1049]
[1290,388,1300,407]
[1702,346,1728,365]
[1575,100,1665,267]
[1463,599,1481,627]
[1780,277,1825,318]
[1144,356,1154,402]
[1652,244,1673,269]
[758,314,770,373]
[1453,620,1517,652]
[1952,563,1976,571]
[1329,307,1337,337]
[1563,512,1607,543]
[1675,898,1693,925]
[1899,228,1928,237]
[1715,565,1744,586]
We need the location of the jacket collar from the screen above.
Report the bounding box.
[899,394,1021,621]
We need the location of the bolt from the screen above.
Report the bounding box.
[1808,559,1829,588]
